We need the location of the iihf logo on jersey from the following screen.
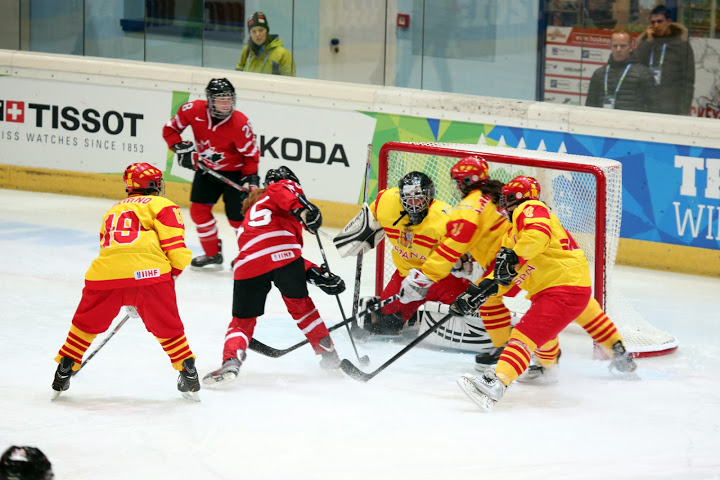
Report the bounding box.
[0,100,25,123]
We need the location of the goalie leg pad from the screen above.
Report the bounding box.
[419,306,492,352]
[334,203,385,257]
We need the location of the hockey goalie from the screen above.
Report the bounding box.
[334,171,491,351]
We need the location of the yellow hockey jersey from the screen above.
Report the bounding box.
[84,195,192,289]
[496,200,591,295]
[369,188,452,277]
[421,189,511,283]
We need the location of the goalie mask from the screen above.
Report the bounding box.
[123,163,164,196]
[0,446,54,480]
[206,78,236,119]
[450,156,489,196]
[499,175,540,217]
[264,166,300,186]
[398,171,435,225]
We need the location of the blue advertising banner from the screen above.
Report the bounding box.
[487,126,720,251]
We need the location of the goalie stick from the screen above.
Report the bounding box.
[352,145,373,327]
[340,280,500,382]
[248,294,400,358]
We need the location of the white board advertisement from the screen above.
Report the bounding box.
[0,77,170,173]
[1,77,377,204]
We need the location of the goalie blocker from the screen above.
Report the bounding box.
[333,203,385,257]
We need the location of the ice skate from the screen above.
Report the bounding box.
[608,340,639,379]
[177,358,201,401]
[202,350,246,386]
[317,336,341,370]
[474,346,505,372]
[517,352,560,384]
[51,357,75,400]
[457,370,506,412]
[191,241,223,271]
[516,364,558,384]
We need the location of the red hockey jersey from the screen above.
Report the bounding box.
[162,99,260,175]
[232,180,310,280]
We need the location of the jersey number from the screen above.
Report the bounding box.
[247,196,272,227]
[102,210,141,247]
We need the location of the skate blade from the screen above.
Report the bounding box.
[190,264,224,272]
[457,375,495,412]
[474,363,498,373]
[609,368,641,381]
[201,370,238,386]
[181,391,201,402]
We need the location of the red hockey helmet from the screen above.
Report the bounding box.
[500,175,540,213]
[450,156,489,196]
[123,163,164,196]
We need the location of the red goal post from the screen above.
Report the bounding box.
[376,141,678,357]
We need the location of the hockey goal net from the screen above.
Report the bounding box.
[375,141,678,357]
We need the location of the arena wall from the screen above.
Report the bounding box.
[1,49,719,276]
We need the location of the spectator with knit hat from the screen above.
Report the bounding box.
[235,12,296,76]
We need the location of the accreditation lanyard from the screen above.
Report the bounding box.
[648,43,667,85]
[604,63,632,98]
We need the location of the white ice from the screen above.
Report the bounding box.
[1,189,719,480]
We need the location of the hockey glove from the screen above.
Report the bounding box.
[494,247,520,286]
[306,266,346,295]
[450,253,474,280]
[295,204,322,234]
[240,174,261,192]
[172,141,197,170]
[450,278,499,316]
[399,269,434,304]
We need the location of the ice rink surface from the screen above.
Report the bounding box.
[2,189,719,480]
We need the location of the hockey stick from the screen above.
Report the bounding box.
[339,313,454,382]
[196,160,250,193]
[313,232,370,366]
[73,306,137,375]
[340,280,500,382]
[248,294,400,358]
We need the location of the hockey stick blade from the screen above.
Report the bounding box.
[339,312,456,382]
[339,359,373,382]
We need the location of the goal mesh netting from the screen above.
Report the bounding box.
[375,141,678,357]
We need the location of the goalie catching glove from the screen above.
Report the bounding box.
[172,141,197,170]
[494,247,520,286]
[450,278,499,316]
[399,269,434,304]
[334,203,385,257]
[306,266,346,295]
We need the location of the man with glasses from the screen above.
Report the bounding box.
[637,5,695,115]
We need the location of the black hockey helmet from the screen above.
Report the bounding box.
[0,446,54,480]
[205,78,236,119]
[398,171,435,225]
[264,166,300,186]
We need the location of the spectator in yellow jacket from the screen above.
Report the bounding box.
[235,12,296,76]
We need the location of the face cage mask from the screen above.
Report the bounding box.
[208,94,236,119]
[400,189,431,225]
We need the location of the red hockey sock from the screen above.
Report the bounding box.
[222,316,256,361]
[190,202,220,256]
